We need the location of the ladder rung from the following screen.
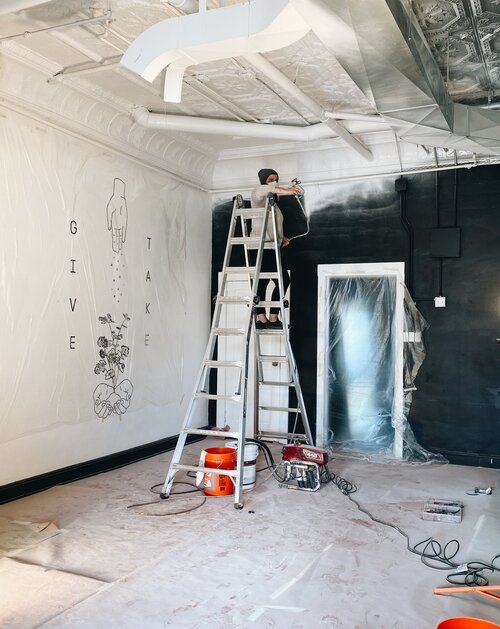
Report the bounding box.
[256,328,285,335]
[260,380,293,387]
[226,266,257,274]
[213,327,245,336]
[258,355,288,363]
[217,296,251,304]
[225,268,279,280]
[194,392,242,401]
[235,208,266,218]
[204,360,243,368]
[173,463,238,477]
[259,405,302,413]
[230,237,263,246]
[182,428,241,439]
[257,300,283,307]
[256,432,308,442]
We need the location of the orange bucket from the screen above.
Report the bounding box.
[437,618,500,629]
[202,447,236,496]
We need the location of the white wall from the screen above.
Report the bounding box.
[0,108,211,485]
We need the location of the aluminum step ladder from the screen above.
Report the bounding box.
[160,193,312,508]
[252,203,313,446]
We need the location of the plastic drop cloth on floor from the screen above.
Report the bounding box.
[321,272,442,463]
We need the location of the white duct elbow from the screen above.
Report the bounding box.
[131,107,373,160]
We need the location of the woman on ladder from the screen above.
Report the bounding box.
[250,168,301,329]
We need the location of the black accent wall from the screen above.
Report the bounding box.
[212,166,500,467]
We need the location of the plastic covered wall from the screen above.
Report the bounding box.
[0,109,210,485]
[322,273,434,460]
[325,275,398,450]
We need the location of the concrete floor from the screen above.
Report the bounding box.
[0,442,499,629]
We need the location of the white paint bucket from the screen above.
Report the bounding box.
[226,441,259,491]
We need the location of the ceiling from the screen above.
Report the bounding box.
[0,0,499,181]
[414,0,500,105]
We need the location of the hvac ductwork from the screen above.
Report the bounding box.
[132,107,334,141]
[294,0,500,156]
[131,107,374,160]
[123,0,500,157]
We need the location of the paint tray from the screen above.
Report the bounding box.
[422,498,463,523]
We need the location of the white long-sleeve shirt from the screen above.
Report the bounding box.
[250,182,284,248]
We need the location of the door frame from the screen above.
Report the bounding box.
[316,262,405,457]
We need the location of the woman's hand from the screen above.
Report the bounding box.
[282,236,290,247]
[275,185,301,196]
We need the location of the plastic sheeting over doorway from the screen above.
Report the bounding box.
[317,263,439,461]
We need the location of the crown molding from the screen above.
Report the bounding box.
[0,46,216,189]
[0,39,61,75]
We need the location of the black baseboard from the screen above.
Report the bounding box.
[0,432,207,505]
[432,449,500,469]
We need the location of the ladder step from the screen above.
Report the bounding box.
[204,360,243,368]
[213,327,245,336]
[256,431,308,442]
[182,428,241,439]
[217,296,252,304]
[173,463,238,478]
[230,236,270,247]
[260,380,294,387]
[225,267,279,280]
[259,405,302,413]
[256,300,283,308]
[235,208,266,218]
[256,328,285,335]
[258,355,288,363]
[225,266,257,274]
[194,392,242,402]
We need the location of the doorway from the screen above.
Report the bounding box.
[317,263,405,457]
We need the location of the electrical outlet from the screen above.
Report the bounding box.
[434,296,446,308]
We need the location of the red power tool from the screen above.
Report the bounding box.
[281,444,329,491]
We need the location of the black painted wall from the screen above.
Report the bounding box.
[212,165,500,467]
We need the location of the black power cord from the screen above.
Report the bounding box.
[246,438,287,482]
[346,492,500,586]
[127,481,206,516]
[320,465,358,495]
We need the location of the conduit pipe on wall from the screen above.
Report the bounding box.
[241,52,373,161]
[132,106,341,142]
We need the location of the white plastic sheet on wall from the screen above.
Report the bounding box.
[0,110,209,483]
[323,275,441,461]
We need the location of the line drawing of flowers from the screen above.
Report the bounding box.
[93,313,133,419]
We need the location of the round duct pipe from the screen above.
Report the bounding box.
[165,0,199,13]
[131,106,336,141]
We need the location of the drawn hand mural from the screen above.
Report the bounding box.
[107,178,128,253]
[93,313,133,419]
